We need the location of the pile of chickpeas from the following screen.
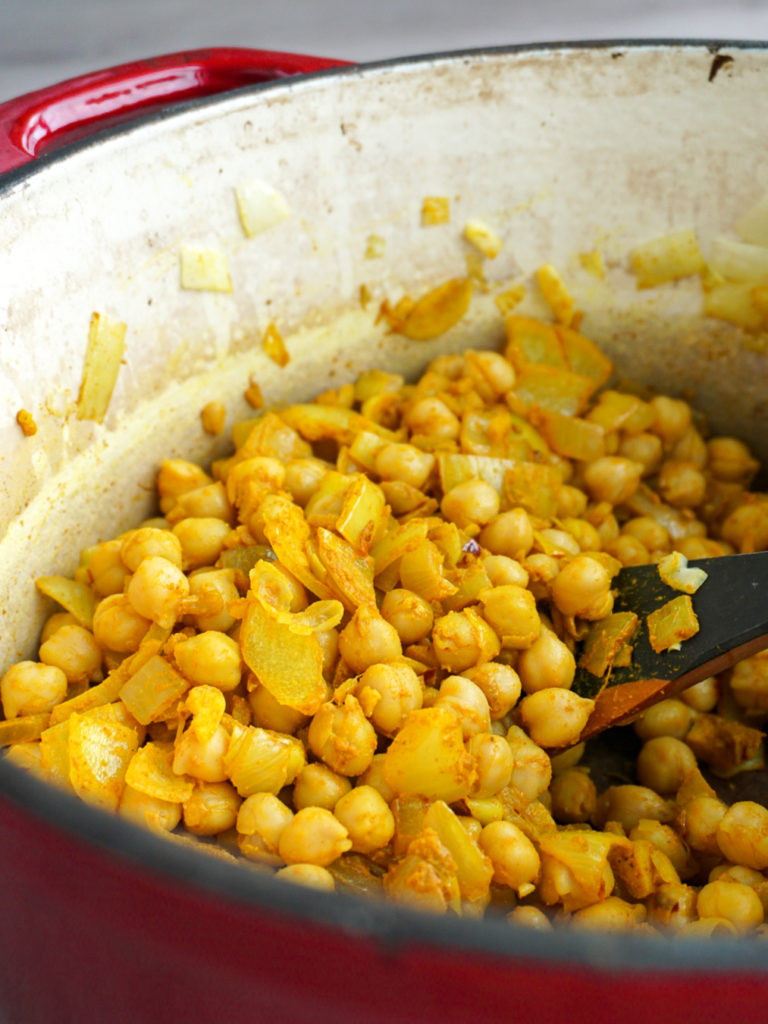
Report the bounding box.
[3,313,768,937]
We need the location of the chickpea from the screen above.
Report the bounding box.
[92,594,151,653]
[571,897,646,931]
[293,763,351,811]
[433,675,491,740]
[39,612,79,645]
[646,882,698,932]
[172,723,229,782]
[593,785,674,832]
[581,457,643,506]
[618,432,663,475]
[507,906,552,931]
[717,802,768,870]
[275,864,335,891]
[236,792,294,850]
[308,696,378,777]
[172,517,231,570]
[516,629,575,694]
[358,662,423,736]
[649,396,691,446]
[630,820,695,880]
[720,499,768,553]
[431,609,500,673]
[706,436,759,484]
[506,725,552,803]
[519,688,594,749]
[634,699,695,741]
[441,480,500,529]
[697,880,764,931]
[278,807,352,867]
[549,767,597,824]
[119,785,181,833]
[621,516,671,553]
[635,736,698,795]
[380,589,434,645]
[680,795,727,856]
[478,585,540,649]
[405,396,460,440]
[87,539,130,597]
[522,553,560,601]
[283,458,333,506]
[120,528,183,572]
[338,606,402,674]
[462,662,521,720]
[38,624,102,685]
[602,534,650,566]
[468,733,514,798]
[247,683,308,734]
[157,458,212,514]
[479,508,534,559]
[374,443,435,490]
[172,481,233,522]
[729,655,768,715]
[551,554,613,620]
[463,349,516,399]
[671,426,708,468]
[680,676,719,713]
[357,754,397,804]
[187,569,238,633]
[183,781,241,836]
[479,821,540,895]
[127,556,190,630]
[334,785,395,854]
[556,485,588,520]
[173,631,242,692]
[482,555,529,589]
[656,460,707,509]
[0,661,67,720]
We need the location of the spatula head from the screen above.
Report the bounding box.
[573,550,768,740]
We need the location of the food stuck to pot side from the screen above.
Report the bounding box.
[2,284,768,937]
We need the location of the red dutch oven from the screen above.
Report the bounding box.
[1,43,767,1024]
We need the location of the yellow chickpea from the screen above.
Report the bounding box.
[119,784,181,833]
[522,553,560,600]
[358,662,423,736]
[119,527,183,572]
[549,767,597,824]
[635,736,699,795]
[87,539,131,597]
[236,792,294,851]
[463,349,516,399]
[308,696,378,777]
[621,516,671,553]
[172,517,231,570]
[278,807,352,867]
[656,460,707,509]
[519,688,594,749]
[671,425,708,468]
[634,699,695,741]
[127,556,190,630]
[92,594,151,653]
[357,754,397,804]
[478,585,540,649]
[482,555,529,589]
[516,629,575,694]
[247,683,308,734]
[380,589,434,645]
[593,785,674,832]
[680,676,719,713]
[173,631,242,692]
[275,864,336,891]
[462,662,521,720]
[505,725,552,803]
[334,785,395,854]
[0,661,67,720]
[649,396,691,445]
[172,722,229,782]
[507,906,552,931]
[706,437,760,484]
[431,609,500,673]
[183,781,241,836]
[556,485,588,520]
[157,459,212,514]
[645,882,698,932]
[618,432,663,475]
[374,443,435,490]
[338,605,402,674]
[478,508,534,559]
[293,763,352,811]
[602,534,650,566]
[571,897,646,931]
[468,732,514,798]
[441,480,500,529]
[729,655,768,715]
[697,880,764,931]
[38,624,102,685]
[405,396,461,440]
[434,675,491,739]
[479,820,540,895]
[283,458,334,506]
[581,457,644,506]
[172,481,234,523]
[629,820,695,880]
[680,796,727,856]
[717,802,768,870]
[551,554,613,620]
[720,499,768,553]
[187,569,238,633]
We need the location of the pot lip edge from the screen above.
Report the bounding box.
[1,36,766,195]
[0,756,765,975]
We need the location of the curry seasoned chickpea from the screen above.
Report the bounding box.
[278,806,352,867]
[374,442,435,490]
[680,796,727,856]
[516,629,575,694]
[127,556,190,630]
[549,767,597,824]
[187,568,239,633]
[119,785,182,833]
[462,662,521,720]
[478,508,534,559]
[157,458,212,514]
[405,396,461,440]
[92,594,151,653]
[275,864,335,891]
[717,802,768,870]
[87,539,130,597]
[729,655,768,715]
[171,481,234,523]
[283,458,334,506]
[38,624,102,685]
[172,517,231,570]
[519,688,594,750]
[621,516,671,553]
[334,785,395,854]
[236,792,294,850]
[649,395,691,445]
[593,785,675,832]
[172,723,229,783]
[247,683,308,734]
[463,349,516,399]
[434,675,491,740]
[656,460,707,509]
[478,585,540,650]
[307,696,378,777]
[358,662,423,736]
[505,726,552,803]
[680,676,719,713]
[431,608,500,672]
[633,699,695,741]
[357,754,397,804]
[338,605,402,673]
[581,457,644,506]
[441,480,500,529]
[0,661,67,720]
[618,432,663,475]
[183,781,241,836]
[556,484,588,519]
[551,554,613,621]
[508,906,552,931]
[482,555,529,589]
[479,821,540,895]
[706,436,760,484]
[602,534,650,566]
[173,631,242,692]
[468,732,514,798]
[571,897,646,931]
[629,820,695,880]
[119,527,183,572]
[293,763,352,811]
[380,589,434,645]
[697,879,764,931]
[635,736,698,795]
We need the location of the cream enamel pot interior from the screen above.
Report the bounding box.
[1,41,768,1024]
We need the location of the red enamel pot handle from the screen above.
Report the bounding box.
[0,47,352,174]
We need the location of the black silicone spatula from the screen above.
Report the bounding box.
[573,550,768,741]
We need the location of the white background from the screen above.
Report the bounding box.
[2,0,768,102]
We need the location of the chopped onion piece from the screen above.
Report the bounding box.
[646,595,699,654]
[703,280,765,330]
[536,264,575,325]
[421,196,450,226]
[579,250,606,279]
[708,237,768,282]
[494,282,526,315]
[658,551,708,594]
[179,246,233,293]
[463,219,503,259]
[235,180,291,237]
[629,229,704,288]
[76,312,127,423]
[736,189,768,245]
